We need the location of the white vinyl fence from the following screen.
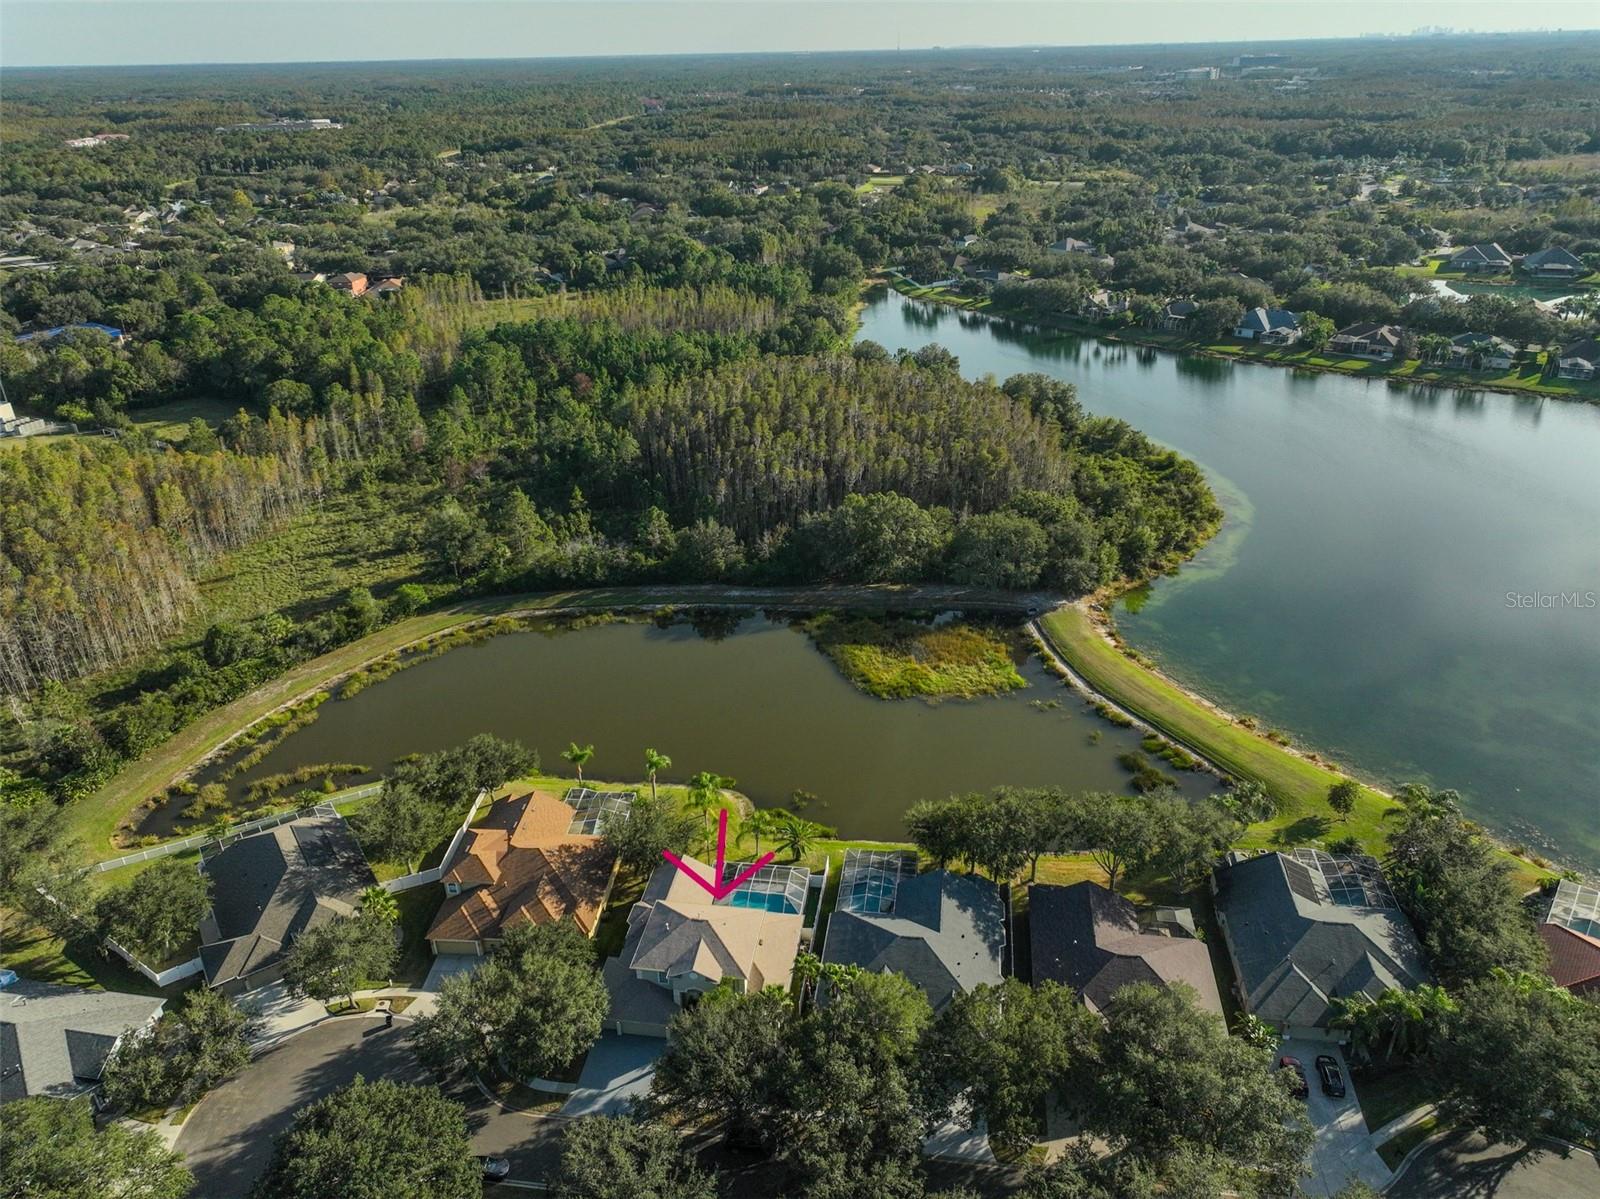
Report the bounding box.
[381,789,489,893]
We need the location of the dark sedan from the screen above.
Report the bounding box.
[1315,1054,1347,1098]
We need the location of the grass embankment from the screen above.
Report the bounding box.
[1036,606,1544,889]
[804,615,1026,700]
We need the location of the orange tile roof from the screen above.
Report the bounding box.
[428,791,617,944]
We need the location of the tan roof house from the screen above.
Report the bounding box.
[426,790,621,956]
[602,856,806,1037]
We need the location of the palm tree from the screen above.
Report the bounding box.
[1331,993,1384,1067]
[774,812,833,862]
[562,742,595,784]
[740,808,780,856]
[360,885,399,924]
[687,771,734,830]
[644,748,671,804]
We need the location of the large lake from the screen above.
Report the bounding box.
[199,615,1217,841]
[859,289,1600,869]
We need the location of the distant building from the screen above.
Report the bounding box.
[1328,322,1405,360]
[1082,288,1131,320]
[64,132,130,148]
[1176,66,1220,81]
[1213,849,1431,1041]
[327,272,368,297]
[270,240,296,262]
[1447,332,1516,370]
[219,118,342,133]
[1234,306,1301,345]
[603,855,807,1038]
[1156,299,1198,331]
[1049,236,1100,256]
[1540,880,1600,997]
[0,978,164,1103]
[1029,881,1223,1015]
[198,812,376,996]
[1229,54,1289,69]
[367,277,405,298]
[1552,336,1600,381]
[1520,246,1587,280]
[1445,243,1512,274]
[0,400,76,439]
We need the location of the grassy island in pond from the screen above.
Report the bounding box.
[804,616,1027,701]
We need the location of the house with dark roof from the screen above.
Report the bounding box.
[1212,849,1430,1041]
[198,813,375,995]
[1029,882,1222,1015]
[1552,336,1600,381]
[1156,299,1198,331]
[1540,880,1600,997]
[1520,246,1587,280]
[0,979,164,1104]
[1328,322,1405,360]
[1447,332,1516,370]
[1445,243,1512,274]
[427,789,620,956]
[1233,306,1301,345]
[820,869,1006,1013]
[602,855,807,1037]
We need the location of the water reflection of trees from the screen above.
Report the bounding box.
[1173,354,1232,384]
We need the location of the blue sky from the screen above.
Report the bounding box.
[5,1,1597,68]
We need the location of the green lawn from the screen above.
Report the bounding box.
[127,397,241,440]
[1377,1115,1440,1170]
[1355,1063,1436,1132]
[1036,606,1544,887]
[1037,606,1395,851]
[0,914,177,996]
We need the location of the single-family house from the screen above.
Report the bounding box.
[1539,880,1600,998]
[602,856,808,1037]
[1447,332,1516,370]
[1156,299,1198,331]
[198,813,376,996]
[1049,237,1098,256]
[1445,243,1512,274]
[820,853,1005,1013]
[270,240,296,262]
[1212,848,1431,1041]
[1519,247,1587,280]
[427,788,623,956]
[0,978,165,1104]
[955,234,980,249]
[327,272,368,297]
[1082,288,1131,321]
[1234,306,1301,345]
[1552,336,1600,381]
[1030,882,1222,1015]
[1327,322,1405,360]
[367,277,405,298]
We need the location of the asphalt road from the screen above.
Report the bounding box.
[1388,1130,1600,1199]
[175,1016,563,1197]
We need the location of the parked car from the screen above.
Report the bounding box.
[1315,1054,1346,1098]
[1278,1054,1309,1099]
[480,1156,511,1183]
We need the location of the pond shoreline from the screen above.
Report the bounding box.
[882,278,1600,406]
[80,584,1062,862]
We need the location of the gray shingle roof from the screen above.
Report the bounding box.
[0,980,164,1101]
[820,870,1005,1012]
[1237,306,1299,334]
[199,814,374,989]
[1029,881,1222,1015]
[1213,851,1430,1029]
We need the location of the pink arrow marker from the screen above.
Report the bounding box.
[662,808,775,900]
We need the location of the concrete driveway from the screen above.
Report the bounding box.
[1278,1039,1389,1197]
[421,952,480,1000]
[1389,1131,1600,1199]
[176,1016,562,1196]
[560,1034,665,1117]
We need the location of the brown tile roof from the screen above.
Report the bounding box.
[428,790,617,944]
[1539,923,1600,996]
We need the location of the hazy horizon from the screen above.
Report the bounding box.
[5,0,1598,70]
